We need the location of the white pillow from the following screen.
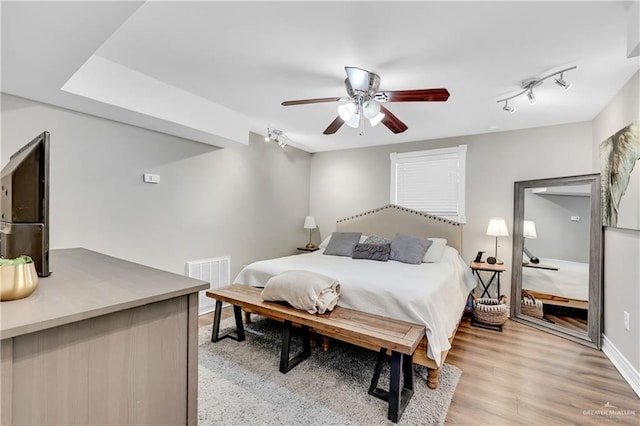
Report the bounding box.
[319,234,368,249]
[319,236,332,249]
[422,238,448,263]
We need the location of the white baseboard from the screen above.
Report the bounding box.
[602,334,640,398]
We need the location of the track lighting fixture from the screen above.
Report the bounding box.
[497,66,576,113]
[265,128,289,148]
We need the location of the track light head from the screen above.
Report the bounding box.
[502,101,516,113]
[527,89,537,104]
[555,73,572,91]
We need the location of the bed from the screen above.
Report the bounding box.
[234,204,475,386]
[522,258,589,310]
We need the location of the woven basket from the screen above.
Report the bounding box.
[521,291,544,319]
[474,295,508,326]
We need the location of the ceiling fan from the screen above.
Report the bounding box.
[281,66,450,135]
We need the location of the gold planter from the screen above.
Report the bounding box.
[1,262,39,301]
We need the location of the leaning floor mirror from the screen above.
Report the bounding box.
[510,174,602,349]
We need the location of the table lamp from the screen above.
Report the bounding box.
[304,216,317,249]
[486,217,509,264]
[523,220,539,264]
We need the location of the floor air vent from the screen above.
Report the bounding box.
[186,256,230,315]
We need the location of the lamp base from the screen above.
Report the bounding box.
[305,243,316,249]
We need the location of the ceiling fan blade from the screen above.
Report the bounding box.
[379,105,408,134]
[281,97,342,106]
[323,116,344,135]
[377,88,450,103]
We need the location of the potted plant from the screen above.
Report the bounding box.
[0,255,39,301]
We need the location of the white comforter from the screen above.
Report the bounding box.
[234,246,475,366]
[522,258,589,301]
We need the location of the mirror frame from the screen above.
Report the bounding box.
[510,173,602,349]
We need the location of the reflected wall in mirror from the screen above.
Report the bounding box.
[511,174,602,349]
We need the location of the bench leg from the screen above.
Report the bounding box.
[369,349,415,423]
[426,367,440,389]
[279,320,311,373]
[321,336,330,352]
[211,302,245,343]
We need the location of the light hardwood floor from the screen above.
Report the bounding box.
[199,309,639,425]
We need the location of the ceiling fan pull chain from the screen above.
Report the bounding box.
[357,96,365,135]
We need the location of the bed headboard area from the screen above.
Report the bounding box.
[336,204,463,254]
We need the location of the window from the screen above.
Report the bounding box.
[390,145,466,223]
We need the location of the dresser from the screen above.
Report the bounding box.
[0,248,208,425]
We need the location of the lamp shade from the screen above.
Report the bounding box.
[303,216,316,230]
[523,220,537,239]
[363,100,381,119]
[338,103,356,121]
[486,218,509,237]
[368,112,385,127]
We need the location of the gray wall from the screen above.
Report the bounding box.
[1,94,312,279]
[310,121,593,299]
[592,71,640,373]
[523,190,591,263]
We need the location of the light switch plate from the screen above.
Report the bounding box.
[143,173,160,184]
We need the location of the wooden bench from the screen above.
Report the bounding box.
[206,284,425,423]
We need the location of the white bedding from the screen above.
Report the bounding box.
[234,246,475,366]
[522,258,589,301]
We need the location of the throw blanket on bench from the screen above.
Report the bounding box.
[261,270,341,314]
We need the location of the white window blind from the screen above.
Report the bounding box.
[390,145,466,222]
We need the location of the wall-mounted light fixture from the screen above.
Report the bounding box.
[265,128,289,148]
[497,66,576,113]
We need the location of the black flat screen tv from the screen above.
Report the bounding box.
[1,131,51,276]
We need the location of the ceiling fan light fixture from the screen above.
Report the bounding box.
[345,112,361,128]
[363,99,381,119]
[369,112,385,127]
[338,102,356,121]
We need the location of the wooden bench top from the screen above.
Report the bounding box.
[206,284,425,356]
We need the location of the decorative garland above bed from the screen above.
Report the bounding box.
[336,204,462,226]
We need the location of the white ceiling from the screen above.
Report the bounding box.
[2,1,639,153]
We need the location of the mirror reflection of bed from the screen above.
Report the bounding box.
[522,260,588,333]
[521,184,591,334]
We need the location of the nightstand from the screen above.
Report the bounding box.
[297,247,319,253]
[470,261,506,299]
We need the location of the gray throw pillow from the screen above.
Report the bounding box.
[352,243,391,261]
[364,235,392,245]
[390,233,433,264]
[323,232,362,257]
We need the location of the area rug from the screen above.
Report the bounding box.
[198,318,461,426]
